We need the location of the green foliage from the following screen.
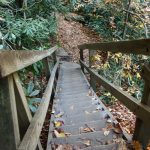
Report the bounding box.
[1,17,57,49]
[70,0,147,40]
[0,0,67,49]
[25,81,41,113]
[68,0,149,103]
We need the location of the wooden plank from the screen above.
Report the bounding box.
[0,76,18,150]
[78,39,150,55]
[141,64,150,84]
[8,75,21,147]
[13,73,32,121]
[0,46,58,78]
[18,61,59,150]
[13,73,43,150]
[80,60,150,125]
[43,58,50,80]
[133,64,150,148]
[80,49,84,72]
[13,73,32,139]
[89,50,96,91]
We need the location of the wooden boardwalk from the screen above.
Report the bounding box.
[47,61,124,150]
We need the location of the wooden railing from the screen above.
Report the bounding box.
[0,46,59,150]
[78,38,150,148]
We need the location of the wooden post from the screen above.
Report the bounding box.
[53,51,57,64]
[0,75,20,150]
[133,64,150,148]
[89,50,96,91]
[43,58,50,80]
[80,49,84,73]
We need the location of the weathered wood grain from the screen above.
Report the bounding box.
[0,46,58,78]
[133,64,150,148]
[0,76,18,150]
[13,73,43,150]
[78,39,150,55]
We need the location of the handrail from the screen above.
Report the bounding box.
[0,46,59,150]
[80,60,150,125]
[78,39,150,148]
[0,46,58,78]
[18,61,59,150]
[78,39,150,55]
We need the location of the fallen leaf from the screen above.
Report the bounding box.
[83,140,91,146]
[54,121,64,127]
[51,110,55,114]
[82,127,94,133]
[54,130,66,138]
[65,132,72,136]
[56,144,72,150]
[107,119,112,123]
[133,141,142,150]
[55,111,64,118]
[104,130,110,136]
[87,90,92,96]
[117,139,128,150]
[113,123,122,134]
[92,97,96,100]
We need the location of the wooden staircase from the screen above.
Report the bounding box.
[47,61,125,150]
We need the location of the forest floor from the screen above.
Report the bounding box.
[57,14,136,137]
[57,14,101,63]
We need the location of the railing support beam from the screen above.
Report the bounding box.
[133,64,150,148]
[0,76,20,150]
[80,49,84,73]
[89,50,96,91]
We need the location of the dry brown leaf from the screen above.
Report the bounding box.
[82,127,94,133]
[117,139,128,150]
[56,144,72,150]
[113,127,122,134]
[133,141,142,150]
[87,90,92,96]
[83,140,91,146]
[113,123,122,134]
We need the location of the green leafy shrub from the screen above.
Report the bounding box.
[25,81,42,113]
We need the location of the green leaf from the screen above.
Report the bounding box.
[33,64,39,74]
[28,98,42,105]
[29,104,37,113]
[27,81,34,95]
[29,90,40,97]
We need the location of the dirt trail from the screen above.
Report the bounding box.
[57,15,101,63]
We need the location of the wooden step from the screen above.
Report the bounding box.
[82,143,118,150]
[53,120,108,135]
[49,131,115,147]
